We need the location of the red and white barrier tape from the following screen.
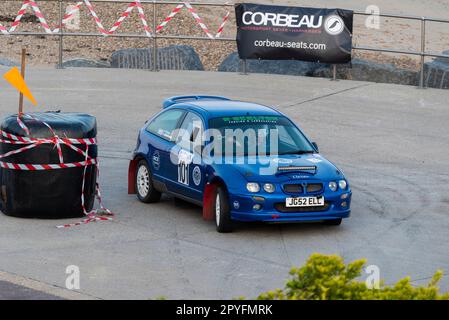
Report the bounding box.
[53,1,84,34]
[133,0,152,37]
[16,113,30,135]
[0,0,230,39]
[0,158,97,170]
[215,11,230,38]
[156,2,230,39]
[83,0,109,35]
[4,1,28,34]
[0,22,7,35]
[156,3,184,32]
[0,114,113,228]
[61,0,152,36]
[57,214,113,229]
[9,1,53,34]
[184,2,214,39]
[57,144,113,229]
[2,0,151,36]
[0,128,97,146]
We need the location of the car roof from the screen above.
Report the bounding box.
[172,100,281,118]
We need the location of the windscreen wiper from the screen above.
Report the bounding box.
[279,150,315,155]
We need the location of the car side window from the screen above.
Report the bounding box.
[146,109,185,141]
[176,112,204,153]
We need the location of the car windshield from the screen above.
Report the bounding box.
[208,115,315,156]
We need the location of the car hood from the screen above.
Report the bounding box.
[224,153,344,183]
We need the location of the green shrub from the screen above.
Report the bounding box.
[257,253,449,300]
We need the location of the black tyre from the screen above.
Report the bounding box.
[322,218,342,226]
[214,186,233,233]
[135,160,161,203]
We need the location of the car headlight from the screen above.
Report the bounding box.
[338,180,347,190]
[263,183,275,193]
[246,182,260,193]
[329,181,338,192]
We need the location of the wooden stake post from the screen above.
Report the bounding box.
[18,48,26,114]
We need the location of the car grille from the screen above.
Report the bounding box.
[283,184,303,193]
[306,183,323,193]
[282,183,323,194]
[274,201,330,213]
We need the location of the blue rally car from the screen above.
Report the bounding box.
[128,96,351,232]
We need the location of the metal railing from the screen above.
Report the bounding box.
[352,10,449,88]
[2,0,235,71]
[1,0,449,88]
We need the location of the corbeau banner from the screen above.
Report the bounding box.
[235,3,353,63]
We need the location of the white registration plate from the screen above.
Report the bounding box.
[286,196,324,208]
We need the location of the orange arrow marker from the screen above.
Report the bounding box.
[3,67,38,106]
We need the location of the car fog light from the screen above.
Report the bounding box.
[253,204,262,211]
[263,183,275,193]
[341,201,347,207]
[338,180,347,190]
[246,182,260,193]
[233,201,240,209]
[329,181,338,192]
[341,193,348,200]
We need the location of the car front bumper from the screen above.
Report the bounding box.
[228,190,352,223]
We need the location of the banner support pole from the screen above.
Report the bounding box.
[331,64,337,81]
[240,59,248,75]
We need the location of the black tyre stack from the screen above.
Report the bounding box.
[0,112,97,218]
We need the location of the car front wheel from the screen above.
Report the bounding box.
[136,160,161,203]
[214,186,233,233]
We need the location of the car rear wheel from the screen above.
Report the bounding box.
[214,186,233,233]
[136,160,161,203]
[322,218,342,226]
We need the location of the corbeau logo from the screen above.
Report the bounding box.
[242,11,323,28]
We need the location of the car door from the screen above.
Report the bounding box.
[145,108,186,188]
[167,111,205,202]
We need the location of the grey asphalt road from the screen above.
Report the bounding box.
[0,67,448,299]
[0,281,62,300]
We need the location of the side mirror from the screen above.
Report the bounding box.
[312,142,319,153]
